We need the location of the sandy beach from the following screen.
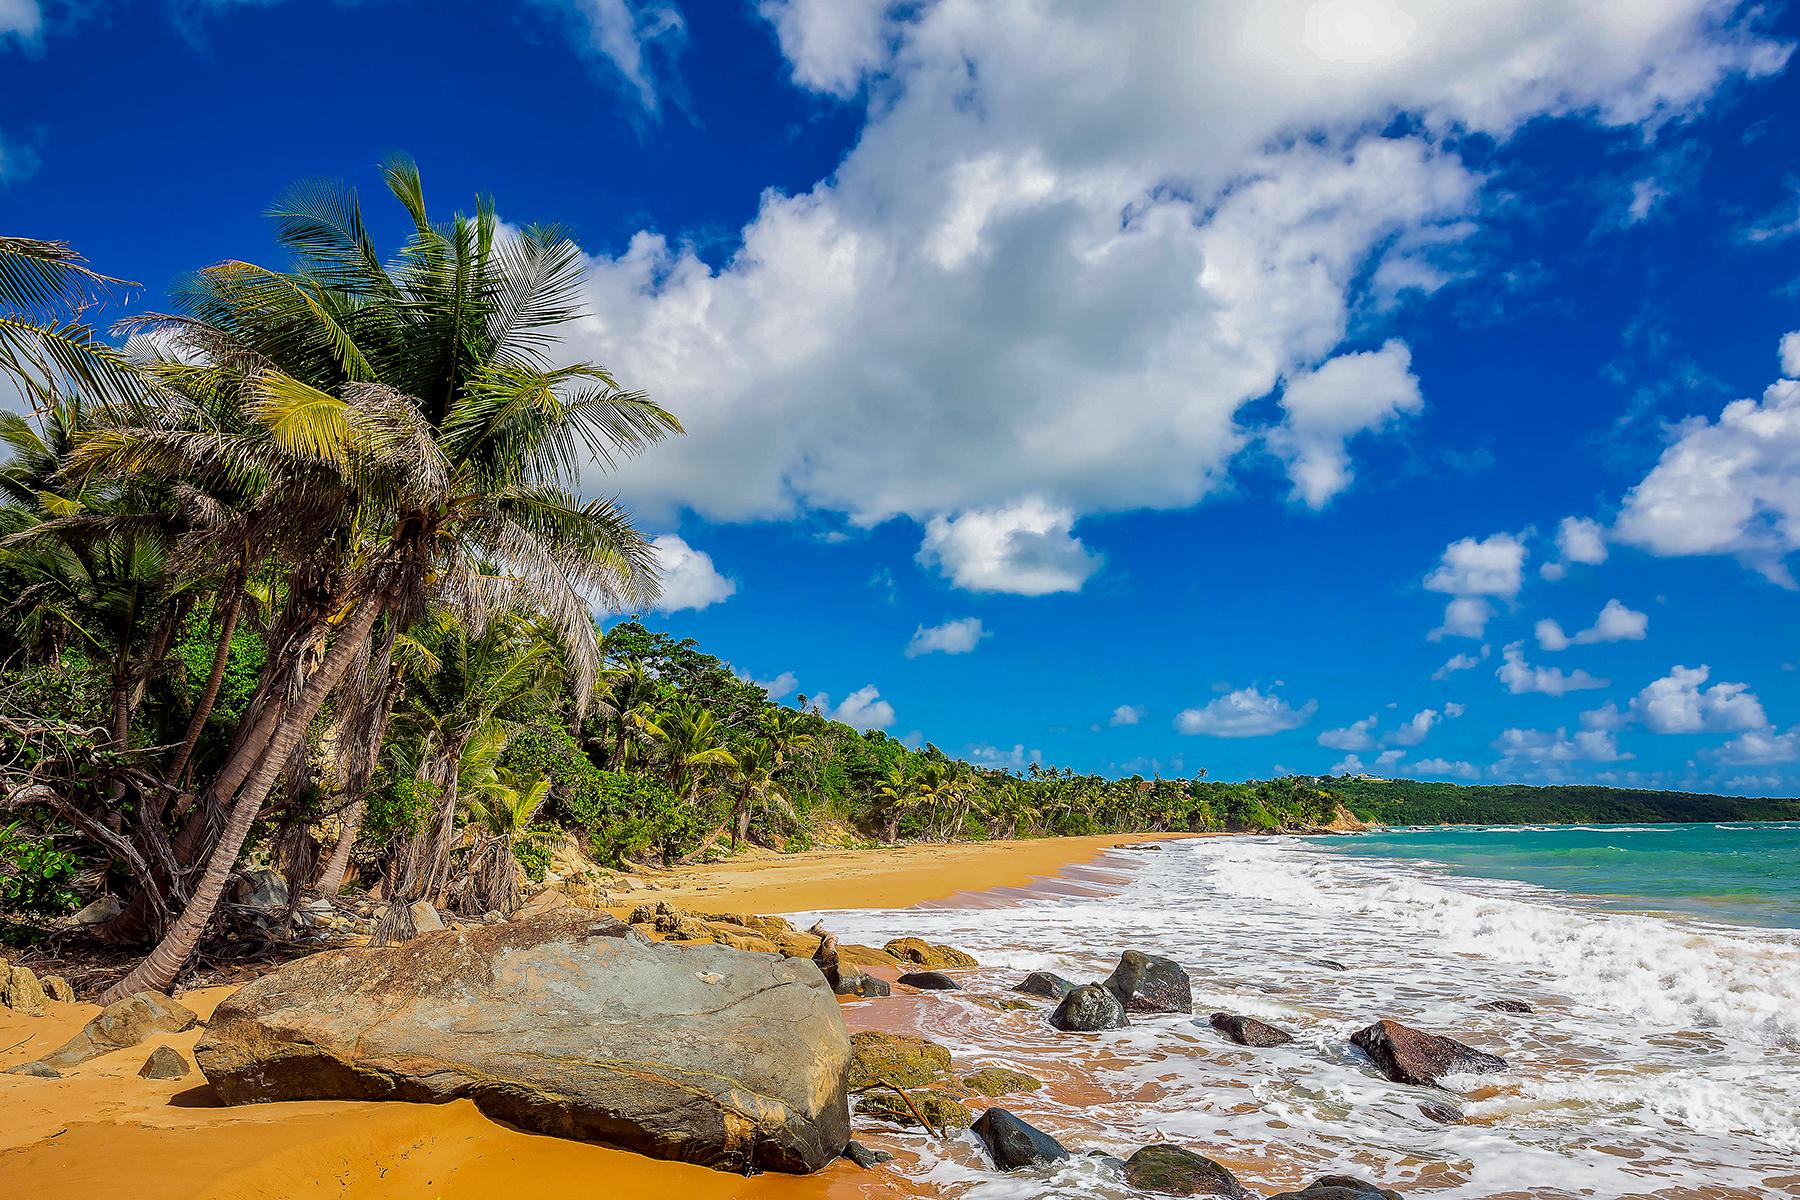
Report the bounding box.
[0,834,1187,1200]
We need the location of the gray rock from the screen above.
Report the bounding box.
[1478,999,1533,1014]
[843,1139,893,1168]
[1208,1012,1293,1047]
[1350,1019,1507,1088]
[231,868,289,914]
[1049,983,1128,1031]
[193,910,852,1175]
[1103,950,1192,1014]
[971,1107,1070,1170]
[407,899,444,934]
[4,1061,60,1078]
[67,894,123,926]
[138,1045,190,1080]
[39,991,198,1070]
[1013,971,1076,1000]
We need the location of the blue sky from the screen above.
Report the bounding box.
[6,1,1800,794]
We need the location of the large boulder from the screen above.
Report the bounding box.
[1103,950,1192,1014]
[972,1107,1070,1170]
[1208,1012,1293,1047]
[194,911,852,1175]
[883,937,977,968]
[1267,1177,1404,1200]
[33,991,197,1070]
[1350,1019,1506,1088]
[1013,970,1076,1000]
[1050,983,1128,1031]
[846,1031,952,1090]
[1123,1145,1253,1197]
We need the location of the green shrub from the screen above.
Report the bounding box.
[0,822,82,918]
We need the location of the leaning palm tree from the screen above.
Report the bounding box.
[448,732,556,917]
[94,158,680,1001]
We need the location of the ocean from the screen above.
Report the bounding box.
[797,825,1800,1198]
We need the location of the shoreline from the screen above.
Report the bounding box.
[0,832,1194,1200]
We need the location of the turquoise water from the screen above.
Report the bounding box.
[1319,821,1800,927]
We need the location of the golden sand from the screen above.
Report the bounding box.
[0,833,1192,1199]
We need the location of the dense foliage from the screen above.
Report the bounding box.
[1326,778,1800,826]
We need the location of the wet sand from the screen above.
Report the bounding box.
[0,833,1195,1200]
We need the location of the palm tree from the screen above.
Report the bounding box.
[449,731,556,917]
[95,159,679,1001]
[0,236,140,405]
[723,737,797,850]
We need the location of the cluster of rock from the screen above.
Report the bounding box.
[1,957,74,1014]
[4,988,199,1081]
[845,1029,1044,1134]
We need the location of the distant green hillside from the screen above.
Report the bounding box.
[1326,778,1800,827]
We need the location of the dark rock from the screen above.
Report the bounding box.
[4,1061,60,1078]
[834,972,891,998]
[883,938,977,968]
[1088,1151,1128,1170]
[138,1045,190,1080]
[961,1066,1042,1096]
[971,1107,1070,1170]
[897,970,960,991]
[1267,1176,1404,1200]
[847,1031,952,1090]
[1122,1144,1253,1197]
[1309,959,1348,972]
[843,1140,893,1169]
[1102,950,1192,1014]
[1013,971,1077,1000]
[1208,1012,1294,1047]
[854,1087,973,1129]
[1050,983,1128,1031]
[194,910,852,1175]
[39,991,198,1070]
[1478,999,1533,1014]
[1418,1102,1465,1125]
[1350,1019,1507,1088]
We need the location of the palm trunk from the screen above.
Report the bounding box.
[167,567,247,784]
[98,595,381,1003]
[312,797,365,897]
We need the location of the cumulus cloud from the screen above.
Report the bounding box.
[1628,664,1768,733]
[1432,646,1489,679]
[816,684,896,730]
[1431,596,1494,641]
[752,670,799,700]
[1540,515,1609,579]
[967,742,1042,770]
[1426,532,1529,597]
[1497,641,1609,696]
[1109,704,1144,727]
[1318,715,1378,751]
[1493,726,1629,764]
[1784,331,1800,379]
[571,2,1784,560]
[1176,686,1316,738]
[0,0,40,45]
[1535,598,1649,650]
[1613,354,1800,585]
[1717,726,1800,765]
[527,0,688,115]
[647,534,735,611]
[905,616,989,657]
[917,500,1101,595]
[1392,706,1456,746]
[1408,757,1480,779]
[1270,339,1423,508]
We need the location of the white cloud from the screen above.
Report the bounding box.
[1109,704,1144,727]
[1497,641,1609,696]
[0,0,40,45]
[818,684,896,730]
[1493,726,1629,764]
[1580,701,1628,731]
[530,0,688,115]
[1430,596,1494,641]
[1783,331,1800,379]
[1541,515,1609,579]
[1318,714,1378,751]
[1629,664,1768,734]
[1409,757,1479,779]
[572,3,1785,553]
[1426,532,1528,597]
[1717,727,1800,765]
[1613,354,1800,585]
[1392,706,1453,746]
[753,670,799,700]
[1432,646,1489,679]
[905,615,989,657]
[1176,686,1317,738]
[1535,598,1649,650]
[967,742,1042,770]
[646,534,735,612]
[917,499,1101,595]
[1270,339,1423,508]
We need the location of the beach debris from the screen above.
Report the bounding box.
[138,1045,190,1080]
[1013,970,1077,1000]
[961,1066,1042,1096]
[847,1031,952,1090]
[809,921,844,987]
[1049,983,1129,1031]
[833,972,891,997]
[194,911,853,1175]
[3,1061,60,1078]
[897,969,961,991]
[854,1085,972,1132]
[971,1107,1070,1170]
[1350,1019,1507,1088]
[1103,950,1193,1014]
[1208,1012,1294,1047]
[883,937,978,969]
[1,960,48,1015]
[40,976,74,1003]
[1266,1176,1404,1199]
[33,991,197,1072]
[842,1139,893,1168]
[1122,1144,1253,1198]
[1478,998,1534,1014]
